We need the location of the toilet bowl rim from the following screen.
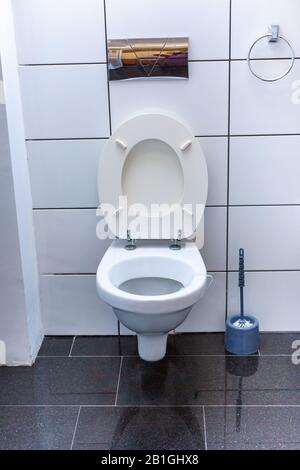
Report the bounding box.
[96,268,207,310]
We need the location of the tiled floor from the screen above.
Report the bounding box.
[1,333,300,450]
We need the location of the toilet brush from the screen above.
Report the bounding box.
[225,248,259,355]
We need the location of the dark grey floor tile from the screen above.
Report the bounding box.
[118,356,227,405]
[0,357,120,405]
[0,406,78,450]
[118,355,300,406]
[208,441,300,450]
[73,442,110,450]
[72,336,138,356]
[72,336,120,356]
[167,333,226,356]
[119,333,226,357]
[38,336,74,356]
[72,333,227,358]
[224,355,300,405]
[260,333,300,355]
[205,406,300,450]
[73,407,205,450]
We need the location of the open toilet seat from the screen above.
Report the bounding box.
[96,113,209,361]
[98,113,208,240]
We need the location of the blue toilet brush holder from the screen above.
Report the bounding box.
[225,248,259,355]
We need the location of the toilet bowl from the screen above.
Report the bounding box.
[97,240,208,361]
[96,113,209,361]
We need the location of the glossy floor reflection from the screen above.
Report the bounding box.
[0,333,299,449]
[73,407,205,450]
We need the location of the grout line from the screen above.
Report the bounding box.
[19,62,107,67]
[2,404,300,408]
[36,352,297,358]
[18,57,300,67]
[70,406,81,450]
[37,353,267,358]
[202,406,208,450]
[224,269,300,272]
[25,134,300,142]
[40,269,300,276]
[225,0,232,322]
[114,357,123,406]
[69,336,76,357]
[231,56,300,62]
[32,203,300,211]
[259,353,295,356]
[228,204,300,207]
[33,207,99,211]
[37,354,137,358]
[103,0,112,136]
[26,137,109,141]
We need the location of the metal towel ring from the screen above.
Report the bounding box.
[247,25,295,82]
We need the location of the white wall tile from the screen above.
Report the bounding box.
[202,207,227,271]
[232,0,300,59]
[41,274,117,335]
[9,0,300,335]
[119,324,135,335]
[228,206,300,271]
[34,209,111,273]
[199,137,227,206]
[228,271,300,331]
[230,136,300,205]
[34,207,226,274]
[109,61,229,136]
[106,0,229,61]
[12,0,106,64]
[28,139,106,208]
[176,272,226,332]
[230,59,300,135]
[19,65,110,139]
[28,137,227,209]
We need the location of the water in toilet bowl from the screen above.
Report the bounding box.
[119,277,184,296]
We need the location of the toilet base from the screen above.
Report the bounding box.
[137,333,168,361]
[112,306,193,361]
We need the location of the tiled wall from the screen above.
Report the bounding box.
[10,0,300,333]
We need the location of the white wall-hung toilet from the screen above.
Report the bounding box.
[96,113,210,361]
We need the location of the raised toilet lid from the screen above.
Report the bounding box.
[98,113,208,240]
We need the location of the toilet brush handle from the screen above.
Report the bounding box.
[239,248,245,316]
[239,248,245,288]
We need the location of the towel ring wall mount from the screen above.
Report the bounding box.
[247,25,295,82]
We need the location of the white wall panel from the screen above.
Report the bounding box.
[199,137,227,206]
[8,0,300,335]
[28,139,106,208]
[34,207,226,274]
[231,60,300,135]
[202,207,227,272]
[110,61,229,136]
[41,275,117,335]
[232,0,300,59]
[228,206,300,271]
[13,0,107,64]
[176,272,226,333]
[230,136,300,205]
[228,271,300,331]
[106,0,230,61]
[28,137,227,209]
[34,209,111,274]
[19,64,110,139]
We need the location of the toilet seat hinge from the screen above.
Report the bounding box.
[169,229,182,250]
[125,230,136,250]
